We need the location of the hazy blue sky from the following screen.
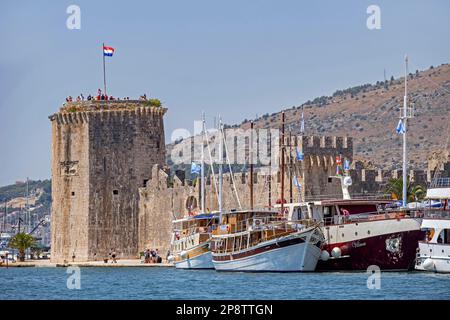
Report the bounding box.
[1,0,449,185]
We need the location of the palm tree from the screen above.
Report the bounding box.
[385,177,426,202]
[8,233,36,262]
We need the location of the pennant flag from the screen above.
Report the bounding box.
[296,147,304,161]
[293,175,302,190]
[103,46,115,57]
[191,162,201,175]
[344,159,350,171]
[396,119,405,134]
[300,110,305,133]
[336,155,342,165]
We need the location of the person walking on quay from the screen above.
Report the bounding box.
[111,249,117,263]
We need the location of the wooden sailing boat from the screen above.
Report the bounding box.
[169,114,219,269]
[210,114,324,272]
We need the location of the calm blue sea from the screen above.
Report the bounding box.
[0,267,449,300]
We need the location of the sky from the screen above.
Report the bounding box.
[0,0,450,186]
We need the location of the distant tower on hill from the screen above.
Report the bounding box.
[49,100,167,262]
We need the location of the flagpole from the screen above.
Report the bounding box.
[102,43,107,96]
[402,55,408,208]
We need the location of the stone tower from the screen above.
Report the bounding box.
[49,100,166,262]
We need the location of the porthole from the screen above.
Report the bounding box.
[341,233,345,237]
[355,232,358,236]
[367,230,371,235]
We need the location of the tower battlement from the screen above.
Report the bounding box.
[49,101,166,125]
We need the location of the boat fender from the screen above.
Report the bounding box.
[331,247,342,258]
[422,258,434,270]
[167,255,174,262]
[320,250,330,261]
[180,251,188,259]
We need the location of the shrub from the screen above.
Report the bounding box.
[148,99,162,107]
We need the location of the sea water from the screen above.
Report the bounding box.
[0,267,449,300]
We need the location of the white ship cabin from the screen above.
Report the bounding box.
[171,213,219,252]
[276,199,402,226]
[416,178,450,272]
[214,210,281,235]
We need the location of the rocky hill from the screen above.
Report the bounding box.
[0,180,51,244]
[227,63,450,170]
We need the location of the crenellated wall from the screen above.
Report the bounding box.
[138,131,450,255]
[138,134,355,254]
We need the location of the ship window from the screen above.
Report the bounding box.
[368,230,371,235]
[355,232,358,236]
[341,233,345,237]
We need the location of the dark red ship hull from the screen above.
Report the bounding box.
[316,229,425,271]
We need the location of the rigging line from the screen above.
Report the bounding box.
[221,126,243,210]
[203,129,220,205]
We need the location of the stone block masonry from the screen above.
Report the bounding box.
[49,101,166,263]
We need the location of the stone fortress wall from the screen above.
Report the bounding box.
[50,100,450,261]
[138,134,450,256]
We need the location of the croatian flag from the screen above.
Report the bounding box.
[103,46,115,57]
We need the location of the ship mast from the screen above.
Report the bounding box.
[218,116,223,216]
[201,113,206,213]
[281,111,285,215]
[402,56,409,208]
[250,121,254,210]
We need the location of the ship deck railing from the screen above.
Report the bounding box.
[422,209,450,220]
[211,218,318,254]
[323,208,424,226]
[429,177,450,188]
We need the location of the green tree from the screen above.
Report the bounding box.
[8,233,36,262]
[385,177,426,202]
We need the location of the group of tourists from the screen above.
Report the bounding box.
[143,248,162,263]
[64,89,152,104]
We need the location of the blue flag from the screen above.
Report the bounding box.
[396,119,406,134]
[191,162,201,175]
[296,147,304,161]
[300,110,305,133]
[293,175,301,190]
[344,159,350,171]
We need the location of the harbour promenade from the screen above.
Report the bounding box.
[1,259,173,268]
